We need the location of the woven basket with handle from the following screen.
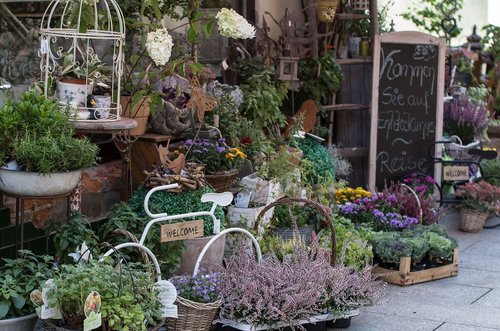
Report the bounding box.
[459,208,489,232]
[254,197,337,266]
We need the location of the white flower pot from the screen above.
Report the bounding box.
[0,168,82,196]
[240,173,284,206]
[56,79,93,107]
[227,205,274,230]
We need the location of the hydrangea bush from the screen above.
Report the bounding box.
[146,28,174,66]
[215,8,255,39]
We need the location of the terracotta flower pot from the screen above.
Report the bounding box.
[120,95,151,136]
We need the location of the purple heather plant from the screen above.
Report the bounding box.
[170,271,221,304]
[444,96,489,144]
[218,244,330,329]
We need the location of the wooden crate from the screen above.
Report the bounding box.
[373,248,458,286]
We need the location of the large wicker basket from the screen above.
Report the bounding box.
[165,288,220,331]
[459,208,489,232]
[254,197,337,266]
[205,168,238,192]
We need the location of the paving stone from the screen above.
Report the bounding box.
[459,253,500,272]
[435,322,500,331]
[472,289,500,309]
[444,267,500,288]
[460,239,500,257]
[342,312,443,331]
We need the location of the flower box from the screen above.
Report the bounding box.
[373,248,458,286]
[218,313,334,331]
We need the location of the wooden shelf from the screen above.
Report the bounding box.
[137,133,182,143]
[336,57,373,65]
[337,147,369,158]
[336,13,370,20]
[323,103,369,112]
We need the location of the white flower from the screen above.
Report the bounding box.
[146,28,174,66]
[215,8,255,39]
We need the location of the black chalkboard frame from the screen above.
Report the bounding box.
[368,31,446,190]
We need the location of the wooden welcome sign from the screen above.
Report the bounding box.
[161,219,204,242]
[369,32,445,190]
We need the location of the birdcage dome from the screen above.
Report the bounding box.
[39,0,126,121]
[40,0,125,40]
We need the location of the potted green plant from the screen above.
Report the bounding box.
[0,250,54,331]
[455,181,500,232]
[55,52,110,112]
[40,260,163,330]
[0,90,99,196]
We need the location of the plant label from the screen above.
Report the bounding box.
[41,39,49,54]
[443,165,469,181]
[41,279,62,320]
[156,280,178,318]
[160,219,204,242]
[30,289,43,317]
[83,291,102,331]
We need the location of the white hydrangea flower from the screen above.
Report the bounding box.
[215,8,255,39]
[146,28,174,66]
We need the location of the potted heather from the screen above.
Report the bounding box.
[455,181,500,232]
[443,95,489,147]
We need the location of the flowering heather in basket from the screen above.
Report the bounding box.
[455,181,500,213]
[218,244,330,328]
[444,96,489,144]
[170,271,220,304]
[181,137,247,173]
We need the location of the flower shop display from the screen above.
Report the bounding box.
[180,137,247,192]
[0,91,99,196]
[371,224,459,285]
[455,181,500,232]
[0,250,53,330]
[166,271,221,331]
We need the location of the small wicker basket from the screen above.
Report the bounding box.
[351,0,370,10]
[459,208,489,232]
[165,296,220,331]
[205,168,239,192]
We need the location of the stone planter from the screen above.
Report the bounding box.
[0,168,82,197]
[240,173,284,206]
[0,313,38,331]
[227,205,274,230]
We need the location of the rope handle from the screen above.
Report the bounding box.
[254,197,336,267]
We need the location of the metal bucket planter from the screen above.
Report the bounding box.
[0,313,38,331]
[0,168,82,196]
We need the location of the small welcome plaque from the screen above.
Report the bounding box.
[443,165,469,181]
[161,219,204,242]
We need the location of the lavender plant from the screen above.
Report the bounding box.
[170,271,220,303]
[444,96,489,144]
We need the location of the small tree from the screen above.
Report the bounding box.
[401,0,463,42]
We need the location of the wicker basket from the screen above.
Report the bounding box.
[317,0,340,23]
[459,208,489,232]
[205,168,238,192]
[254,197,337,266]
[165,291,220,331]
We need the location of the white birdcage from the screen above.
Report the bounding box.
[39,0,125,121]
[350,0,370,11]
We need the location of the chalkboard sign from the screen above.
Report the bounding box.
[369,32,445,190]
